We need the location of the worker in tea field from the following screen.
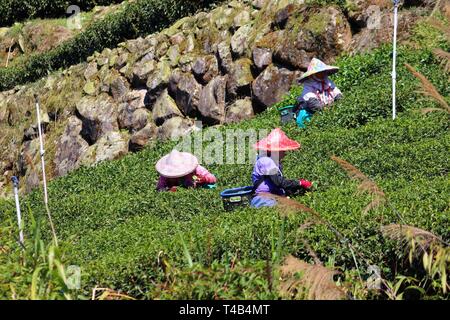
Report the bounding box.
[251,128,312,208]
[156,150,217,192]
[296,58,343,128]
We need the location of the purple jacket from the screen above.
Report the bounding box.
[252,156,285,195]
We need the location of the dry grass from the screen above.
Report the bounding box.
[24,152,36,172]
[300,238,322,266]
[428,0,450,38]
[331,156,386,214]
[257,194,332,265]
[258,193,333,232]
[418,107,448,114]
[401,39,422,49]
[428,17,450,42]
[381,224,445,257]
[259,193,350,244]
[372,0,391,9]
[279,255,347,300]
[0,125,21,196]
[432,48,450,73]
[405,63,450,114]
[259,193,317,217]
[298,220,315,232]
[91,287,136,300]
[258,194,360,281]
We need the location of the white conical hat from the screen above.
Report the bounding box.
[155,150,199,178]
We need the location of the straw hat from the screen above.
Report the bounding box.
[298,58,339,82]
[155,150,199,178]
[254,128,301,151]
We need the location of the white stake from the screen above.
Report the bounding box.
[11,176,24,246]
[35,95,49,205]
[34,94,58,246]
[392,0,400,120]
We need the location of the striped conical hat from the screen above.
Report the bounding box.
[298,58,339,82]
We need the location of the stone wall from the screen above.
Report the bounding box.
[0,0,432,194]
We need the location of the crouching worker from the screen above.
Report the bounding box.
[296,58,343,128]
[156,150,217,192]
[251,128,312,208]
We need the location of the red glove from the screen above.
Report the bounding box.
[299,179,312,189]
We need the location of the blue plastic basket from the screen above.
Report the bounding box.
[220,186,254,211]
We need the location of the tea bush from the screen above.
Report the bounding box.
[276,46,450,130]
[149,259,277,299]
[0,0,223,91]
[0,46,448,298]
[0,214,85,299]
[0,1,124,27]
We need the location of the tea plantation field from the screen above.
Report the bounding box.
[0,45,448,299]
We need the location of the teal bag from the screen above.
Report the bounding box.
[296,109,312,128]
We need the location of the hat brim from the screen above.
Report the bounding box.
[155,153,199,178]
[298,67,339,82]
[254,143,301,152]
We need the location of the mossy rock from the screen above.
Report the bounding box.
[195,12,211,29]
[109,54,118,68]
[165,16,193,37]
[97,56,109,67]
[167,45,181,67]
[0,27,9,38]
[83,80,97,95]
[304,12,329,35]
[255,30,284,50]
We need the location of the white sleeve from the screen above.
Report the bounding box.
[329,80,342,97]
[303,91,318,101]
[332,86,342,97]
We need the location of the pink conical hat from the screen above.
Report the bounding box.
[155,150,199,178]
[298,58,339,82]
[254,128,301,151]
